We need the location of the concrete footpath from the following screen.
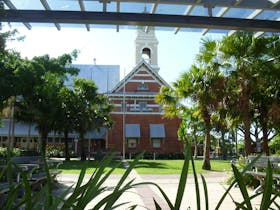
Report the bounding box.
[56,170,279,210]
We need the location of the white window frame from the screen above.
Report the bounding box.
[152,138,161,148]
[128,138,137,148]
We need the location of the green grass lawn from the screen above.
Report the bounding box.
[59,159,232,174]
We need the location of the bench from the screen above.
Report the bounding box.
[246,156,280,193]
[2,156,62,191]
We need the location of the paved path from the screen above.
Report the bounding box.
[56,170,279,210]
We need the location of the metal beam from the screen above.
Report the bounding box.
[40,0,61,30]
[1,10,279,32]
[78,0,90,31]
[174,0,201,34]
[3,0,32,30]
[82,0,280,10]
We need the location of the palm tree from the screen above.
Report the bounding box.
[219,32,279,156]
[157,39,225,170]
[71,78,113,161]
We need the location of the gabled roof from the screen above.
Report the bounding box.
[109,59,169,94]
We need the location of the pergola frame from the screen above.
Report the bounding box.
[1,0,280,34]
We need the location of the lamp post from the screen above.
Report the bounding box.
[74,138,78,154]
[122,69,126,160]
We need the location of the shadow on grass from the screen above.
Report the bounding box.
[131,161,170,170]
[59,160,125,171]
[59,160,169,171]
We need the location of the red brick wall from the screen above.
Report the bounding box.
[118,82,161,92]
[107,114,184,154]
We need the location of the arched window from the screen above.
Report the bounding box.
[141,48,151,63]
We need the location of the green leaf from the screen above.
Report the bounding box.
[260,160,273,210]
[201,174,209,210]
[215,155,261,210]
[232,164,252,209]
[191,154,201,210]
[154,198,162,210]
[174,142,191,209]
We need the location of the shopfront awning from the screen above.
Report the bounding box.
[125,124,140,138]
[150,124,165,138]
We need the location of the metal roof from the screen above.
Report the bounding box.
[66,64,120,94]
[1,0,279,35]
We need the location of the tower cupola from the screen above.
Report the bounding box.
[135,27,159,71]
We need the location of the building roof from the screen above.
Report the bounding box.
[109,59,169,95]
[66,64,120,93]
[1,0,279,35]
[0,119,106,139]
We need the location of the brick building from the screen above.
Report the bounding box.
[0,27,184,158]
[106,27,183,156]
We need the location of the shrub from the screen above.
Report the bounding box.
[226,156,259,188]
[1,144,279,209]
[0,147,20,158]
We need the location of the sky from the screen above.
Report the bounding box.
[4,24,224,84]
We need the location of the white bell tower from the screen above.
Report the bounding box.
[135,27,159,71]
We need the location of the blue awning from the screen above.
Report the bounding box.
[84,128,106,139]
[150,124,165,138]
[0,119,39,136]
[125,124,140,138]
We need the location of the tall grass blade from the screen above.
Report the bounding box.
[61,161,88,208]
[174,141,191,210]
[231,164,252,209]
[4,184,21,209]
[260,160,273,210]
[154,198,162,210]
[103,152,144,209]
[137,181,174,209]
[13,163,33,209]
[215,155,261,210]
[201,174,209,210]
[191,154,200,210]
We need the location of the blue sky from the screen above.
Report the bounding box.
[5,25,224,84]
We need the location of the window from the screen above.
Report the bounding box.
[137,83,148,90]
[152,139,161,148]
[139,102,147,111]
[128,138,137,148]
[142,48,151,63]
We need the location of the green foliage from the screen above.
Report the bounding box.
[45,144,75,158]
[226,156,259,188]
[0,147,20,158]
[269,135,280,154]
[1,145,279,209]
[0,152,145,209]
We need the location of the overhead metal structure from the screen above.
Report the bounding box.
[1,0,279,35]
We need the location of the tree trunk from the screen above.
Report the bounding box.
[202,109,211,170]
[80,133,86,161]
[260,117,269,156]
[64,131,70,161]
[240,82,251,156]
[39,126,49,157]
[193,128,198,159]
[221,127,227,160]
